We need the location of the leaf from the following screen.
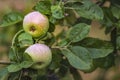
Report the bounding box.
[27,69,37,80]
[61,71,74,80]
[51,5,64,19]
[67,23,90,42]
[70,46,92,63]
[58,39,69,47]
[7,61,34,72]
[18,32,33,48]
[20,61,34,68]
[49,16,57,24]
[48,23,55,32]
[0,12,23,27]
[61,46,92,70]
[7,64,22,72]
[117,36,120,49]
[111,5,120,19]
[80,37,113,48]
[65,10,77,25]
[65,0,103,20]
[110,0,120,5]
[94,54,114,69]
[33,0,51,15]
[8,48,16,61]
[75,17,92,25]
[70,68,82,80]
[8,72,20,80]
[116,20,120,28]
[0,68,9,79]
[58,62,69,77]
[12,30,24,46]
[100,7,116,34]
[36,75,47,80]
[23,53,33,61]
[48,49,62,70]
[78,37,113,59]
[87,48,113,59]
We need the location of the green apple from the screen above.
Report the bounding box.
[24,43,52,69]
[23,11,49,38]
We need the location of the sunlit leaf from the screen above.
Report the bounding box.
[0,12,23,27]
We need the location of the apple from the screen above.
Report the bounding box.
[24,43,52,69]
[23,11,49,38]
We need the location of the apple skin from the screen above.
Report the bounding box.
[25,44,52,69]
[23,11,49,38]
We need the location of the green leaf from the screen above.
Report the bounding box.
[7,64,22,72]
[8,72,20,80]
[80,37,113,48]
[65,0,103,20]
[111,5,120,19]
[0,12,23,27]
[18,32,33,48]
[111,0,120,5]
[49,16,57,24]
[48,23,55,32]
[33,0,51,15]
[94,54,114,69]
[26,69,37,80]
[100,7,114,28]
[7,61,34,72]
[116,20,120,28]
[0,68,9,79]
[36,75,47,80]
[87,48,113,59]
[51,5,64,19]
[70,68,82,80]
[12,30,24,46]
[76,37,113,59]
[20,61,34,68]
[58,61,69,77]
[61,71,74,80]
[67,23,90,42]
[8,48,16,61]
[117,36,120,49]
[48,49,62,70]
[58,39,69,47]
[23,53,33,61]
[61,46,92,70]
[65,10,77,25]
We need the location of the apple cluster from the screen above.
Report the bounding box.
[23,11,52,69]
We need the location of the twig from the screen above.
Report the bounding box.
[51,46,67,50]
[0,61,13,65]
[11,30,24,62]
[18,70,23,80]
[64,0,81,5]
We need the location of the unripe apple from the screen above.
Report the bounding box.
[23,11,49,38]
[24,44,52,69]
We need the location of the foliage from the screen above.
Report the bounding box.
[0,0,119,80]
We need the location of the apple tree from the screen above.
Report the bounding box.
[0,0,119,80]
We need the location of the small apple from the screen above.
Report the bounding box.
[23,11,49,38]
[24,44,52,69]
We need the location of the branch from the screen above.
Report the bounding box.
[0,61,13,65]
